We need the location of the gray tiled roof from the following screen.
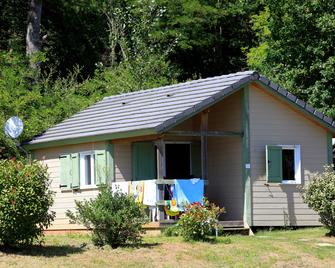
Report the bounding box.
[26,71,335,146]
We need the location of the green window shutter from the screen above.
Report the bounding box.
[59,154,71,189]
[71,153,80,189]
[95,144,114,186]
[132,141,156,181]
[191,142,202,178]
[266,145,283,183]
[95,149,107,185]
[106,144,114,183]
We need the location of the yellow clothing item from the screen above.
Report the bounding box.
[164,200,180,216]
[130,181,144,203]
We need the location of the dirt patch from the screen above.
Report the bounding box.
[317,236,335,243]
[316,243,334,247]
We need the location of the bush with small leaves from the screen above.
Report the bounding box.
[0,160,55,247]
[302,166,335,236]
[178,198,225,241]
[66,186,148,248]
[163,225,181,237]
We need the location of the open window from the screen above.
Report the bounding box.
[131,141,202,180]
[266,145,301,184]
[165,142,201,179]
[80,151,96,188]
[165,143,190,179]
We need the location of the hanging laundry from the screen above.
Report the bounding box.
[143,180,157,206]
[164,200,179,216]
[130,181,144,203]
[166,184,175,199]
[111,181,129,195]
[174,179,204,210]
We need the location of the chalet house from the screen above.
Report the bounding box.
[25,71,335,230]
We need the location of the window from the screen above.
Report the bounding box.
[282,148,294,180]
[164,142,201,179]
[165,143,191,179]
[266,145,301,184]
[80,151,95,188]
[59,145,113,190]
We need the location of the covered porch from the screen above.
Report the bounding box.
[126,89,251,228]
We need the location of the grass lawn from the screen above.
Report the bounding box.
[0,228,334,268]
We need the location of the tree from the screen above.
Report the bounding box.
[154,0,260,80]
[41,0,108,78]
[0,51,90,159]
[0,0,28,51]
[248,0,335,117]
[26,0,42,68]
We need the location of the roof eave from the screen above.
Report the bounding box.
[24,128,157,150]
[255,77,335,134]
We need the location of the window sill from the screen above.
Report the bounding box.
[264,181,301,186]
[60,186,99,192]
[78,186,99,190]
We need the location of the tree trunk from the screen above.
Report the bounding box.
[26,0,42,67]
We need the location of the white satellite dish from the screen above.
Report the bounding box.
[4,116,24,139]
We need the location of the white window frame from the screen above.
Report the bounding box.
[80,151,96,188]
[280,145,301,184]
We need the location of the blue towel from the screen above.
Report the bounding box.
[174,179,204,210]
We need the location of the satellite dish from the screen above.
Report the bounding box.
[4,116,24,139]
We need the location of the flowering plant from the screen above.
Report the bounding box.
[178,198,225,241]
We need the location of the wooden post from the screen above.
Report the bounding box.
[155,139,165,221]
[155,139,165,179]
[201,111,209,180]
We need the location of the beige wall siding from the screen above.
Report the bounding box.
[249,83,328,226]
[114,142,132,182]
[208,137,243,220]
[34,141,108,230]
[208,91,242,132]
[171,114,201,131]
[207,91,244,220]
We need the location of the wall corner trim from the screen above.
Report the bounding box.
[242,86,252,226]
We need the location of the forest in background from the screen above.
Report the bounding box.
[0,0,334,158]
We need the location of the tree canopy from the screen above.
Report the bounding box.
[248,0,335,117]
[0,0,334,158]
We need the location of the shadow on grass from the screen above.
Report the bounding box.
[122,242,161,249]
[0,244,84,257]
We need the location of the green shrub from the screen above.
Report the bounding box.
[302,166,335,236]
[178,198,225,241]
[66,186,148,248]
[163,225,181,237]
[0,160,55,246]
